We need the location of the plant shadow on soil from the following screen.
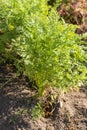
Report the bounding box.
[0,63,87,130]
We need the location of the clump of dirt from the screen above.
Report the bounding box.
[0,63,87,130]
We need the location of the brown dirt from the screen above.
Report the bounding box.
[0,63,87,130]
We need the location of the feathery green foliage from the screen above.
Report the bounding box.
[0,0,87,96]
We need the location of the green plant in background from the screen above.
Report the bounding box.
[0,0,87,96]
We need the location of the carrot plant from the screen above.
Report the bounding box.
[0,0,87,96]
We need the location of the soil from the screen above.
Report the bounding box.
[0,63,87,130]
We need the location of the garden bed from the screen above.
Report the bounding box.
[0,63,87,130]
